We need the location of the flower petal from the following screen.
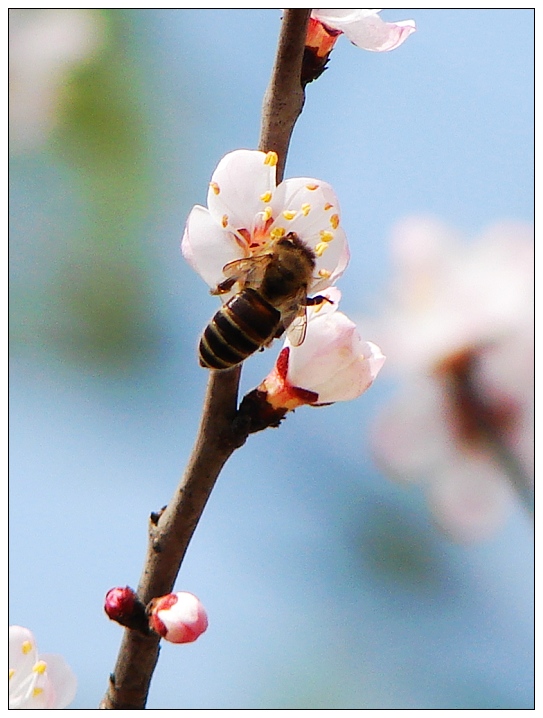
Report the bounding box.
[270,177,341,240]
[312,9,379,26]
[286,310,384,402]
[312,226,350,293]
[39,654,78,709]
[314,339,385,403]
[371,383,453,481]
[427,456,510,543]
[182,205,246,289]
[207,149,277,233]
[269,177,349,290]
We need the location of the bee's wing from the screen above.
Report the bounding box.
[213,255,271,294]
[283,288,309,347]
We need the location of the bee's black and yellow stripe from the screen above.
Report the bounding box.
[199,288,281,370]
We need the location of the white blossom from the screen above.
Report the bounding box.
[182,149,349,298]
[9,626,77,709]
[372,218,534,541]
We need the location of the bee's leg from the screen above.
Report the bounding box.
[211,277,237,295]
[305,295,333,307]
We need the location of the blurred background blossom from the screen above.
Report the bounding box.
[370,218,533,541]
[9,9,533,709]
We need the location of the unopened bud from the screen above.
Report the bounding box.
[148,591,208,644]
[104,586,148,633]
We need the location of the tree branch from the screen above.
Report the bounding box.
[100,9,310,709]
[260,9,311,179]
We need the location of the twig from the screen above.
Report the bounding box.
[259,9,311,178]
[100,9,310,709]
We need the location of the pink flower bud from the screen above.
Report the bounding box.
[105,587,137,620]
[148,592,208,644]
[104,586,148,633]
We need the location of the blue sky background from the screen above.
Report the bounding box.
[9,10,533,709]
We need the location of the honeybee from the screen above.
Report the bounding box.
[199,232,329,370]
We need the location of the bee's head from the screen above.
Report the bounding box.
[276,232,316,265]
[275,232,298,248]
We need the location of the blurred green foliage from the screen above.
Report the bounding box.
[351,501,446,592]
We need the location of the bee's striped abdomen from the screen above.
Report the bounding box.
[199,288,281,370]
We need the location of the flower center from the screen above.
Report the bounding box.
[434,347,519,450]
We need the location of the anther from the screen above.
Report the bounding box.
[270,227,286,239]
[330,214,339,229]
[301,203,311,216]
[264,151,278,166]
[209,182,220,195]
[315,242,328,257]
[222,214,228,228]
[22,641,32,655]
[306,183,319,191]
[319,230,334,243]
[318,268,332,279]
[33,661,47,675]
[260,191,272,202]
[324,202,333,210]
[282,210,296,220]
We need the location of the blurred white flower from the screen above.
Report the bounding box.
[148,592,209,645]
[372,217,534,541]
[9,8,105,150]
[308,9,416,57]
[9,626,77,709]
[182,149,350,297]
[261,288,385,410]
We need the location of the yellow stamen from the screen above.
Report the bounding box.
[32,688,44,698]
[263,206,273,221]
[270,227,286,239]
[209,181,220,195]
[306,183,319,191]
[9,669,15,680]
[260,191,272,203]
[330,214,340,229]
[318,268,331,279]
[319,230,334,243]
[301,203,311,216]
[22,641,33,655]
[264,151,278,166]
[324,202,333,211]
[222,214,228,228]
[282,210,296,220]
[315,242,328,257]
[33,661,47,675]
